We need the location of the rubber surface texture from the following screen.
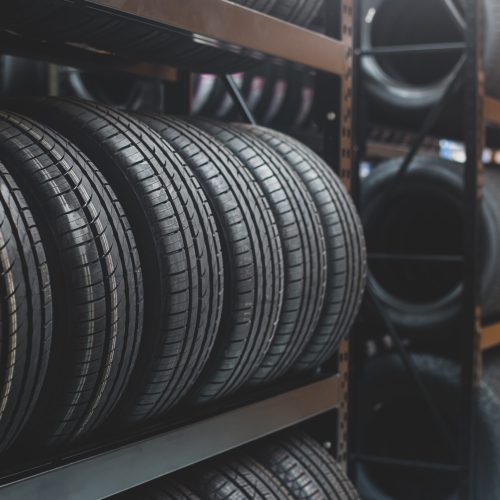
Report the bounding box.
[0,110,143,447]
[196,120,328,384]
[0,161,52,455]
[239,125,366,371]
[11,98,224,425]
[252,431,360,499]
[193,453,293,499]
[140,115,284,402]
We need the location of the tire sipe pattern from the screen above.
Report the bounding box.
[251,431,360,499]
[238,125,367,371]
[0,161,52,454]
[0,110,143,447]
[138,114,284,402]
[9,98,224,425]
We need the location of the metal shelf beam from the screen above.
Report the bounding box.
[0,376,340,500]
[481,322,500,351]
[485,96,500,127]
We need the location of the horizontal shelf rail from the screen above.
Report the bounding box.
[485,97,500,127]
[481,322,500,351]
[0,376,340,500]
[84,0,347,74]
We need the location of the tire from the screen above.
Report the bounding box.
[192,454,292,499]
[0,1,258,73]
[251,431,360,499]
[0,110,143,447]
[270,0,324,27]
[361,156,500,337]
[232,0,277,14]
[238,125,366,371]
[1,56,48,96]
[65,70,164,113]
[360,0,464,119]
[360,0,500,121]
[355,354,500,500]
[11,98,224,424]
[195,120,327,384]
[0,162,52,455]
[116,478,200,500]
[138,115,284,402]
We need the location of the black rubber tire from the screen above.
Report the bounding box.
[361,156,500,337]
[360,0,500,121]
[0,161,52,455]
[196,120,327,384]
[138,115,284,402]
[251,431,360,499]
[1,56,49,97]
[193,454,292,499]
[0,110,143,448]
[65,70,164,113]
[270,0,324,27]
[232,0,277,14]
[11,98,224,424]
[238,125,366,371]
[0,1,258,73]
[359,0,465,121]
[355,354,500,500]
[114,478,201,500]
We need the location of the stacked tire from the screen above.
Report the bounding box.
[115,430,360,499]
[361,155,500,338]
[0,98,365,457]
[360,0,500,129]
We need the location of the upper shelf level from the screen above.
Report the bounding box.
[0,0,348,76]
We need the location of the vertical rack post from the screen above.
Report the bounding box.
[461,0,484,497]
[337,0,354,468]
[314,0,354,467]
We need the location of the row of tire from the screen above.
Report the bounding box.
[0,0,324,73]
[0,98,366,457]
[0,57,316,133]
[115,431,360,500]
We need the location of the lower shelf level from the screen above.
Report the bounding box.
[0,375,340,500]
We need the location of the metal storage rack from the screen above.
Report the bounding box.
[0,1,355,498]
[350,0,500,498]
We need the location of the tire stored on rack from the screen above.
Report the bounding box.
[195,120,327,385]
[239,125,366,371]
[361,0,500,117]
[139,115,284,402]
[192,454,293,499]
[251,431,360,499]
[11,98,224,425]
[0,161,52,455]
[232,0,323,27]
[354,353,500,499]
[0,110,143,448]
[361,156,500,337]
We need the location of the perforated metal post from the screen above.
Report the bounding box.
[336,0,354,468]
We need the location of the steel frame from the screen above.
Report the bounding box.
[0,0,355,497]
[350,0,492,498]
